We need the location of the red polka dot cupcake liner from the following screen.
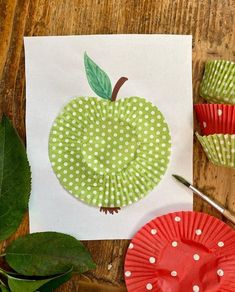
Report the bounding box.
[125,211,235,292]
[194,104,235,135]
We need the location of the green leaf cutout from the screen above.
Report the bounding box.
[0,116,31,240]
[7,268,72,292]
[84,52,112,100]
[5,232,96,276]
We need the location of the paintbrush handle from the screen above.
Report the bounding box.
[223,209,235,225]
[190,185,224,213]
[190,185,235,225]
[173,175,235,225]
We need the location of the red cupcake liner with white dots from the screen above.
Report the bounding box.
[194,104,235,135]
[124,211,235,292]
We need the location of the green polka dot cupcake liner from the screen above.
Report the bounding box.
[196,132,235,169]
[49,96,171,208]
[200,60,235,104]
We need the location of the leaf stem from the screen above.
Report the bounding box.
[111,77,128,102]
[0,279,6,285]
[0,267,8,276]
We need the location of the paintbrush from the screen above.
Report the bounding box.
[172,174,235,225]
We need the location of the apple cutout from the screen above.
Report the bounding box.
[49,53,171,214]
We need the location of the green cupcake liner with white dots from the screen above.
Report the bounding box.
[200,60,235,104]
[49,96,171,208]
[196,132,235,169]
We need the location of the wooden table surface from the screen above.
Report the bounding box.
[0,0,235,291]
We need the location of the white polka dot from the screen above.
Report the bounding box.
[203,121,207,128]
[125,271,131,277]
[218,241,224,247]
[172,241,178,247]
[150,229,157,235]
[171,271,177,277]
[175,216,181,222]
[193,254,200,261]
[217,269,224,277]
[129,243,134,249]
[217,109,223,116]
[146,283,153,290]
[149,257,156,264]
[193,285,200,292]
[195,229,202,235]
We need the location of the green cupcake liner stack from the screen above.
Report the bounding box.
[196,60,235,169]
[200,60,235,104]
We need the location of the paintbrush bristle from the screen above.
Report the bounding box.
[172,174,191,188]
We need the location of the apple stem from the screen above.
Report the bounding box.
[111,77,128,102]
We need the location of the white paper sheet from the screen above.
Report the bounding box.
[25,35,193,240]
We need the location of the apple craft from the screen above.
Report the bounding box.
[49,53,171,214]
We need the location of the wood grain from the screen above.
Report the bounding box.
[0,0,235,291]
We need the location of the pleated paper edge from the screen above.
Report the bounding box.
[48,96,172,208]
[200,60,235,104]
[125,211,235,291]
[196,132,235,169]
[194,104,235,135]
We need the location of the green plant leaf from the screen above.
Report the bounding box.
[0,279,9,292]
[0,266,72,292]
[0,115,31,240]
[5,232,96,276]
[8,276,51,292]
[39,268,73,292]
[84,52,112,100]
[7,268,72,292]
[0,284,10,292]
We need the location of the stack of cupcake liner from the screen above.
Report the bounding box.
[200,60,235,104]
[195,60,235,169]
